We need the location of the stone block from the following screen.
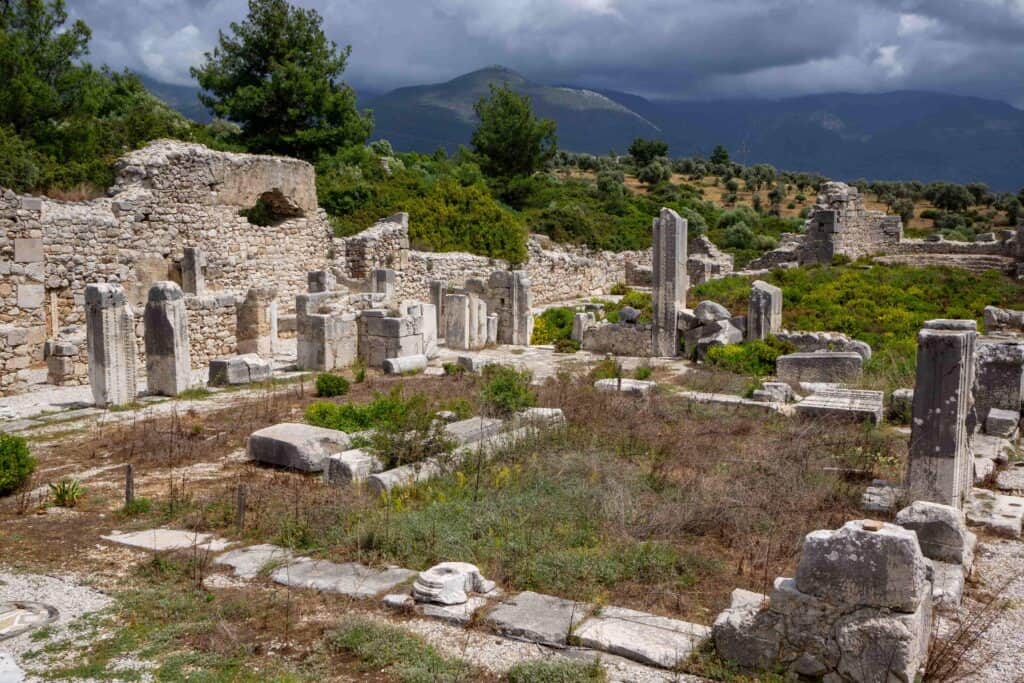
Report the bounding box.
[181,247,205,295]
[214,544,296,579]
[986,407,1019,438]
[271,559,416,598]
[652,208,687,356]
[13,238,43,263]
[965,488,1024,537]
[974,456,996,484]
[208,354,272,386]
[483,591,590,647]
[412,562,494,605]
[17,284,44,309]
[795,520,928,613]
[594,378,656,396]
[890,388,914,423]
[973,339,1024,426]
[834,600,931,683]
[776,351,863,386]
[571,312,595,342]
[444,417,505,445]
[796,388,884,423]
[307,269,336,293]
[247,422,350,472]
[896,500,976,567]
[694,300,730,322]
[323,448,382,486]
[711,589,779,671]
[694,319,743,360]
[382,354,427,375]
[574,606,711,669]
[236,286,277,357]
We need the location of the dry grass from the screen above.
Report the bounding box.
[43,182,105,202]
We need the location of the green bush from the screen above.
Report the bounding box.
[507,659,607,683]
[704,337,797,377]
[49,479,83,508]
[553,339,581,354]
[442,362,465,376]
[479,365,536,417]
[531,307,575,345]
[0,432,34,496]
[589,358,623,381]
[609,282,629,296]
[634,365,653,380]
[315,372,350,397]
[306,388,411,432]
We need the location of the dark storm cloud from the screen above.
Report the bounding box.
[65,0,1024,105]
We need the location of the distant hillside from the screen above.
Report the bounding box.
[138,74,210,123]
[140,66,1024,189]
[366,66,662,155]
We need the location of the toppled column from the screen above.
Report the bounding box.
[747,280,782,341]
[85,283,138,407]
[651,208,688,356]
[236,287,278,357]
[181,247,205,295]
[143,282,191,396]
[906,320,977,509]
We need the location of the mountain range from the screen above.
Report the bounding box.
[144,66,1024,190]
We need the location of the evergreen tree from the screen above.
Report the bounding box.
[471,84,557,179]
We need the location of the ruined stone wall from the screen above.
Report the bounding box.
[342,227,652,306]
[802,182,903,263]
[0,140,333,394]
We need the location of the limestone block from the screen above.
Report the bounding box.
[483,591,590,648]
[572,312,595,342]
[776,352,863,386]
[382,354,427,375]
[986,407,1020,438]
[795,520,928,613]
[694,319,744,360]
[17,284,44,309]
[208,354,272,386]
[247,422,351,472]
[711,589,780,671]
[574,605,711,669]
[890,388,914,423]
[181,247,205,295]
[323,448,382,486]
[795,388,884,423]
[652,207,687,356]
[271,559,416,598]
[236,287,277,357]
[13,238,43,263]
[896,500,975,567]
[307,269,336,293]
[834,601,931,683]
[144,282,191,396]
[594,378,656,396]
[694,300,731,323]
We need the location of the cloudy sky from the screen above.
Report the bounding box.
[67,0,1024,105]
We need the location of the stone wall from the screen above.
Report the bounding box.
[802,182,903,263]
[352,230,652,307]
[0,140,334,394]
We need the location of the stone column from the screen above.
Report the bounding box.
[444,293,471,350]
[236,286,278,358]
[85,283,138,407]
[181,247,205,295]
[747,280,783,341]
[429,280,447,337]
[651,208,688,356]
[906,319,977,509]
[144,281,191,396]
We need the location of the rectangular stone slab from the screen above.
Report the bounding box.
[270,559,416,597]
[573,605,711,669]
[247,422,351,472]
[483,591,590,647]
[214,544,297,579]
[102,529,232,553]
[795,389,884,423]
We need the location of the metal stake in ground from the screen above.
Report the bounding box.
[124,464,134,508]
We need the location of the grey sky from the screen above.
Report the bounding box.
[67,0,1024,105]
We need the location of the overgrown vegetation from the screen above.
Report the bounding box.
[305,386,418,432]
[695,263,1024,388]
[330,617,476,682]
[704,337,796,376]
[0,431,34,495]
[479,364,536,417]
[507,659,607,683]
[315,372,350,397]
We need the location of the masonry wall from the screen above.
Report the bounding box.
[802,182,903,263]
[0,140,333,395]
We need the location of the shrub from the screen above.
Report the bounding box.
[352,359,367,383]
[634,365,653,380]
[316,372,350,397]
[531,307,575,345]
[589,358,623,381]
[507,659,607,683]
[306,388,412,432]
[553,339,580,354]
[479,365,536,417]
[0,432,35,496]
[369,393,455,469]
[704,337,797,377]
[49,479,83,508]
[442,362,465,377]
[609,282,629,296]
